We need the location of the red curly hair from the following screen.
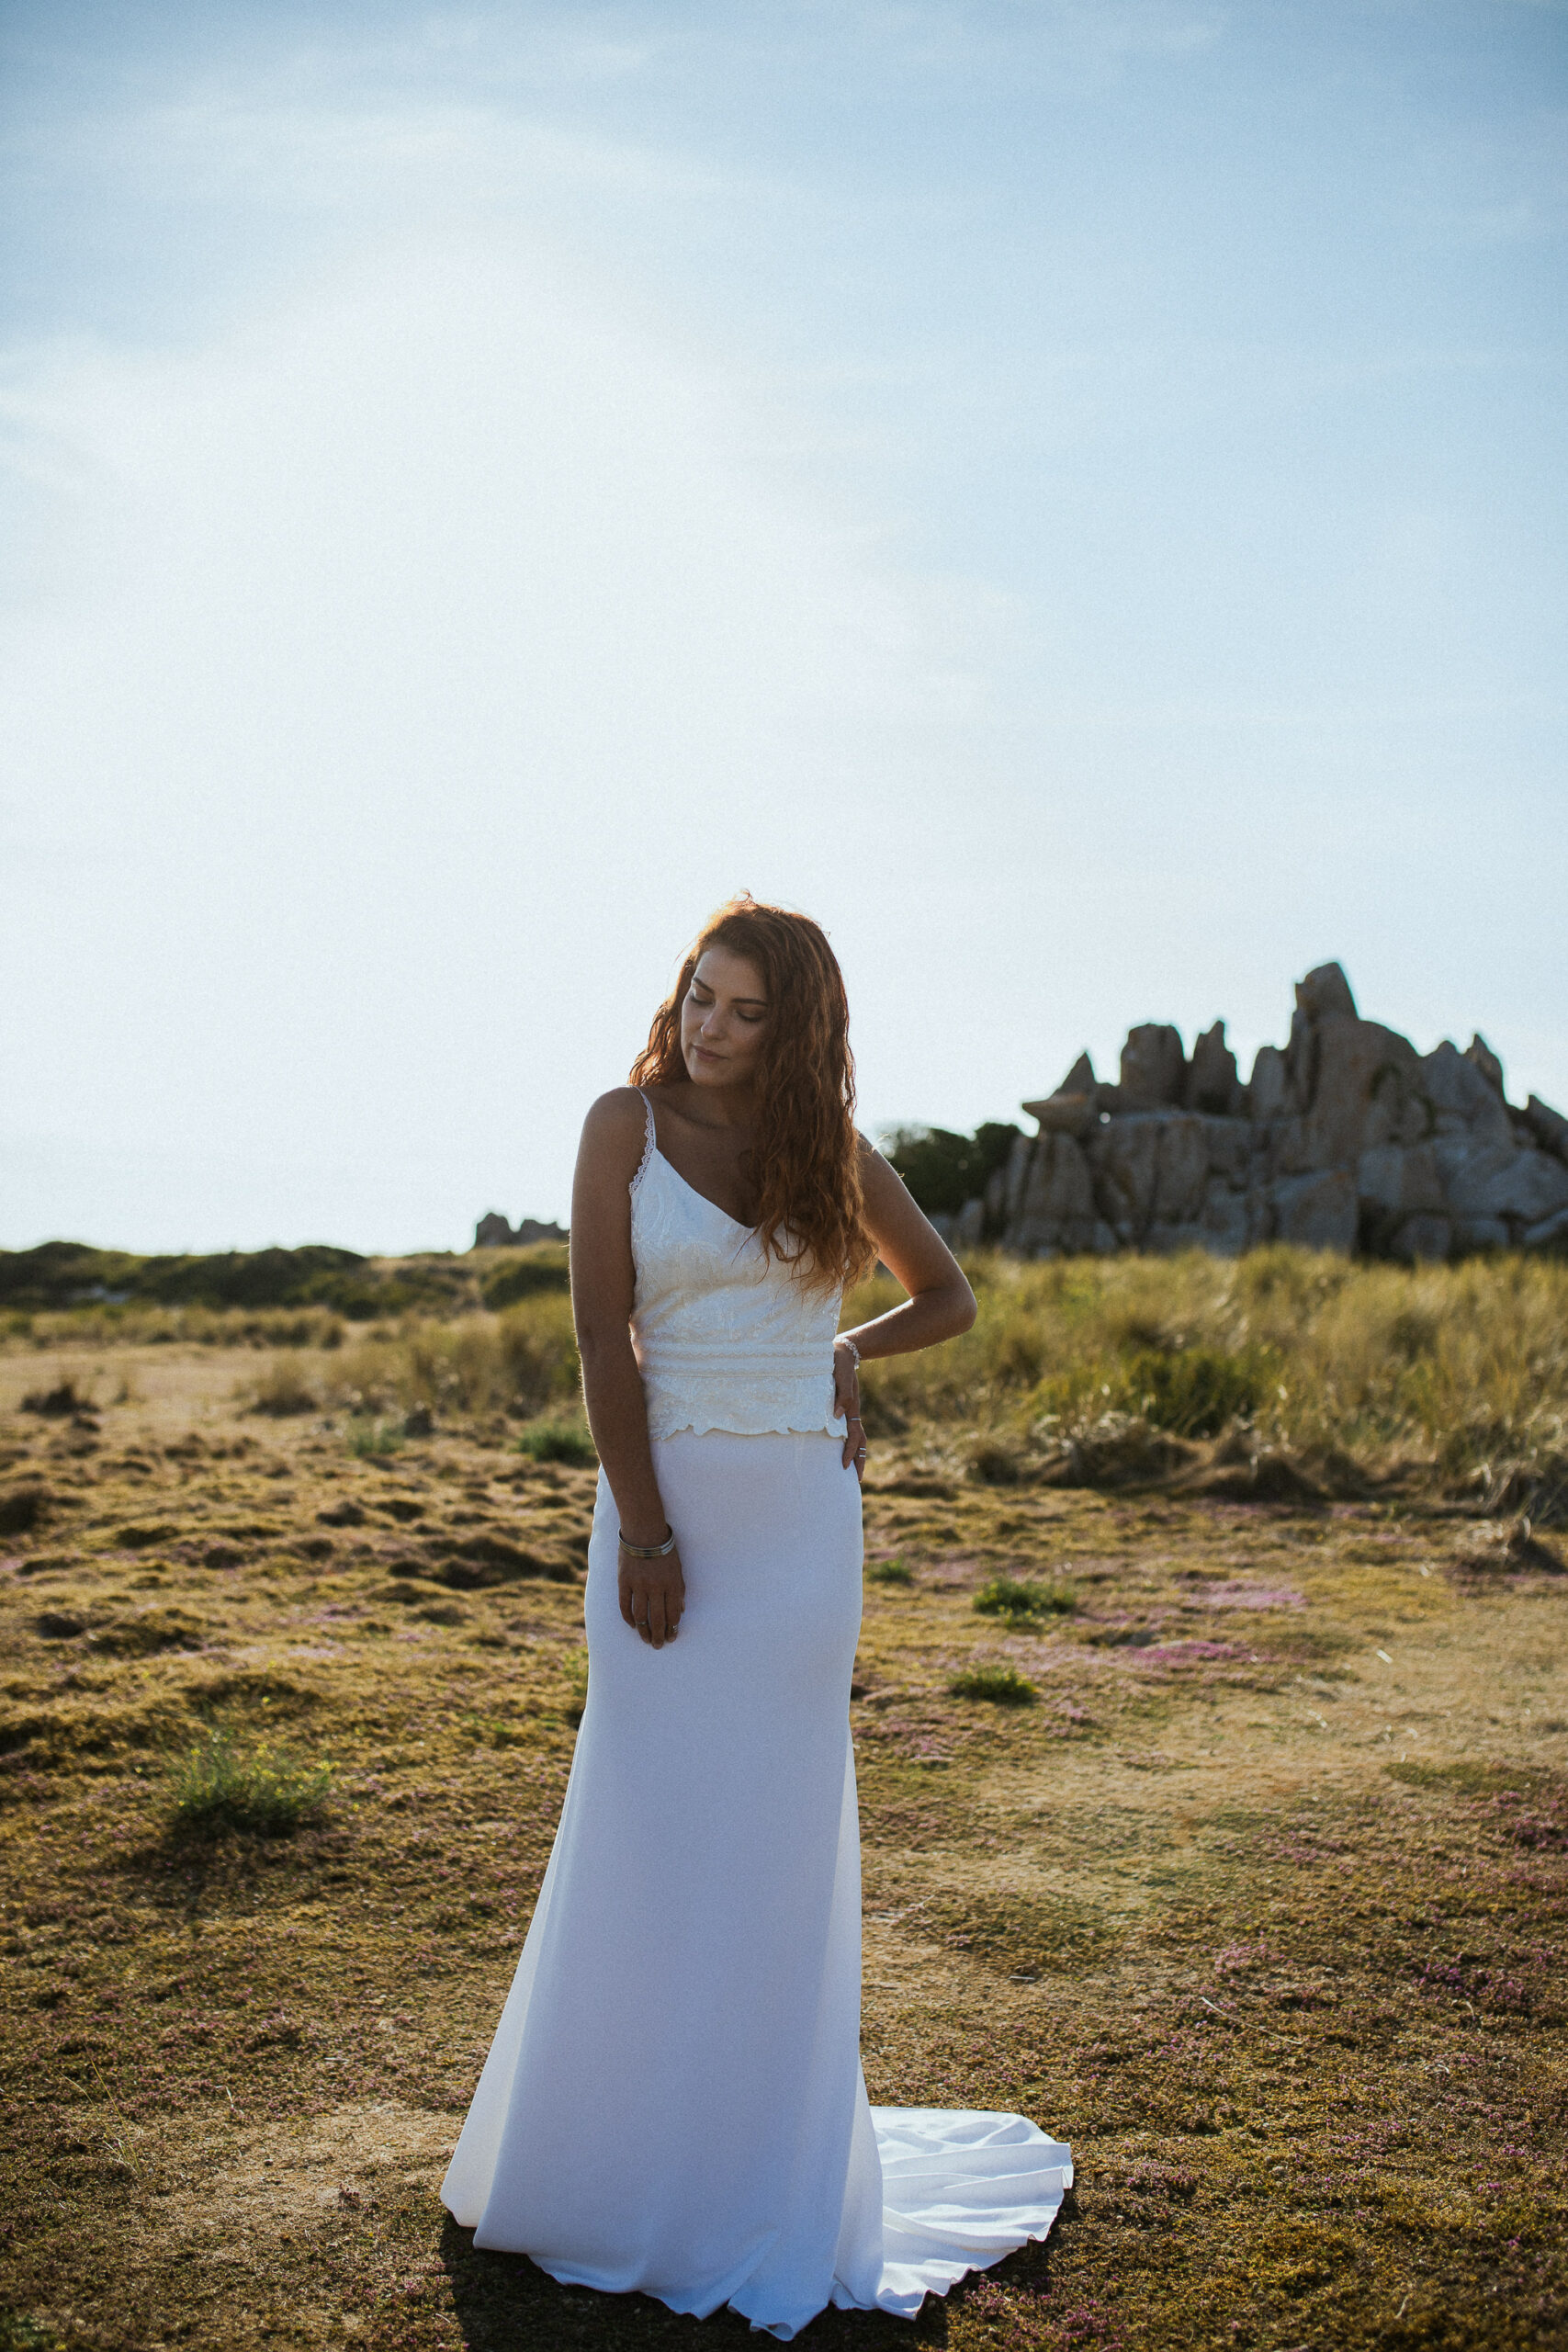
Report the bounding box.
[630,898,875,1292]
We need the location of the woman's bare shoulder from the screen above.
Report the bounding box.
[573,1090,649,1203]
[581,1087,649,1142]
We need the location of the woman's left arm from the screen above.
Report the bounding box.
[832,1139,977,1470]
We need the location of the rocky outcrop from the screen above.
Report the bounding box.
[474,1214,569,1250]
[968,963,1568,1261]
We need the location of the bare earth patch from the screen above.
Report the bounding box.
[0,1341,1564,2350]
[155,2098,462,2246]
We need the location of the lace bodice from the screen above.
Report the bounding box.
[629,1091,846,1442]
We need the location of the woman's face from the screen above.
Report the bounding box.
[681,945,771,1092]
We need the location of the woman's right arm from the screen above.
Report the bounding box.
[569,1090,683,1647]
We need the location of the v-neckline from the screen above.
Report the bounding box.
[651,1142,758,1237]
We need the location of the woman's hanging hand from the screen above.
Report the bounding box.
[834,1338,867,1485]
[618,1541,686,1649]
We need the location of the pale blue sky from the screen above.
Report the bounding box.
[3,1,1564,1251]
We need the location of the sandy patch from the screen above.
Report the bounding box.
[152,2098,462,2247]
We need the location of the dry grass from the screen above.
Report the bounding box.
[0,1273,1565,2350]
[243,1356,324,1419]
[847,1248,1568,1521]
[14,1247,1567,1521]
[13,1305,350,1354]
[324,1301,581,1427]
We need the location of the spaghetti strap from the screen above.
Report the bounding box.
[631,1088,657,1193]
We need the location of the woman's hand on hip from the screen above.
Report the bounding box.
[834,1338,867,1486]
[618,1542,685,1649]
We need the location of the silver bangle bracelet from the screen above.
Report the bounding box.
[618,1525,676,1558]
[838,1336,861,1371]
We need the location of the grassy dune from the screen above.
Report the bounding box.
[0,1253,1564,2350]
[845,1247,1568,1521]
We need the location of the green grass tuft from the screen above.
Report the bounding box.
[974,1573,1076,1620]
[0,2315,62,2352]
[165,1730,333,1838]
[867,1557,914,1585]
[516,1420,598,1466]
[1119,1342,1265,1437]
[949,1663,1037,1704]
[345,1414,402,1458]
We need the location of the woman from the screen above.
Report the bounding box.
[442,899,1071,2339]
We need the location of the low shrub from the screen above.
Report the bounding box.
[949,1664,1037,1705]
[974,1575,1075,1621]
[165,1730,333,1838]
[327,1295,580,1421]
[1033,1411,1193,1488]
[0,1238,467,1318]
[244,1354,319,1417]
[867,1557,913,1585]
[481,1244,570,1310]
[882,1123,1021,1220]
[966,1436,1024,1485]
[0,1483,48,1537]
[516,1420,598,1466]
[20,1378,90,1418]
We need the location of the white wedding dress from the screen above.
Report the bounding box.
[441,1096,1071,2338]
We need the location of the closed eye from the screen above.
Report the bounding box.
[691,984,768,1019]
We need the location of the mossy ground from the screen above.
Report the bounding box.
[1,1344,1564,2351]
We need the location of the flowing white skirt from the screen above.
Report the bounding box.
[441,1431,1071,2339]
